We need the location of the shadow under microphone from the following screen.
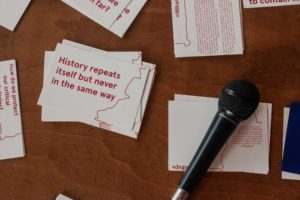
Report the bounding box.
[171,80,260,200]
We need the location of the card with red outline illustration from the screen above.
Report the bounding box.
[0,60,25,160]
[42,44,156,138]
[171,0,244,57]
[169,94,271,174]
[38,43,149,132]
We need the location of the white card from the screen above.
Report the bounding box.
[0,0,31,31]
[61,0,132,29]
[282,107,300,180]
[0,60,25,160]
[42,53,156,138]
[38,43,149,131]
[243,0,300,8]
[169,95,271,174]
[42,39,143,122]
[56,194,73,200]
[109,0,148,37]
[171,0,244,57]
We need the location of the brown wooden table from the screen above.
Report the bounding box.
[1,0,300,199]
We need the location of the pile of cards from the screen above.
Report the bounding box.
[0,60,25,160]
[243,0,300,8]
[282,104,300,181]
[0,0,31,31]
[171,0,244,57]
[169,94,272,174]
[61,0,148,37]
[38,39,156,139]
[56,194,73,200]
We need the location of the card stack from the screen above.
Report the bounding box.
[61,0,148,37]
[38,40,156,139]
[169,94,272,174]
[282,104,300,180]
[171,0,244,57]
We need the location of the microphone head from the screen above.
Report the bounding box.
[218,80,260,123]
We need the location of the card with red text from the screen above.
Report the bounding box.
[171,0,244,57]
[0,0,31,31]
[109,0,148,37]
[38,43,149,132]
[42,40,143,123]
[243,0,300,8]
[169,95,271,174]
[42,41,156,138]
[61,0,132,29]
[0,60,25,160]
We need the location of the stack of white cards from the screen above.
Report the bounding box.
[0,60,25,160]
[0,0,31,31]
[38,39,156,139]
[61,0,148,38]
[56,194,73,200]
[169,94,272,174]
[171,0,244,57]
[243,0,300,8]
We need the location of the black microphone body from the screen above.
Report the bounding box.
[171,80,260,200]
[178,111,237,193]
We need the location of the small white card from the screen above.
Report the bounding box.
[0,60,25,160]
[109,0,148,37]
[41,40,156,138]
[61,0,131,29]
[0,0,31,31]
[56,194,73,200]
[243,0,300,8]
[169,94,271,174]
[282,107,300,180]
[171,0,244,57]
[39,44,149,135]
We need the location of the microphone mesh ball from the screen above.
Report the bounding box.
[218,80,260,122]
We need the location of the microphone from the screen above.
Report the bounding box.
[171,80,260,200]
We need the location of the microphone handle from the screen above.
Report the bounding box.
[178,111,238,194]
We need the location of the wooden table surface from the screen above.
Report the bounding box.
[1,0,300,199]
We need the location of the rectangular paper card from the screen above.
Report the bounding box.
[0,60,25,160]
[169,95,271,174]
[56,194,73,200]
[243,0,300,8]
[38,43,149,132]
[61,0,132,29]
[109,0,148,37]
[282,103,300,175]
[41,41,156,138]
[171,0,244,57]
[282,107,300,180]
[0,0,31,31]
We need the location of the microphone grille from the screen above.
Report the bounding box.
[218,80,260,122]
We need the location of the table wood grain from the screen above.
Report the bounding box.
[1,0,300,199]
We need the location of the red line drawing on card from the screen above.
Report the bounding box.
[174,0,191,47]
[209,143,228,172]
[0,123,21,141]
[94,66,148,128]
[131,53,142,64]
